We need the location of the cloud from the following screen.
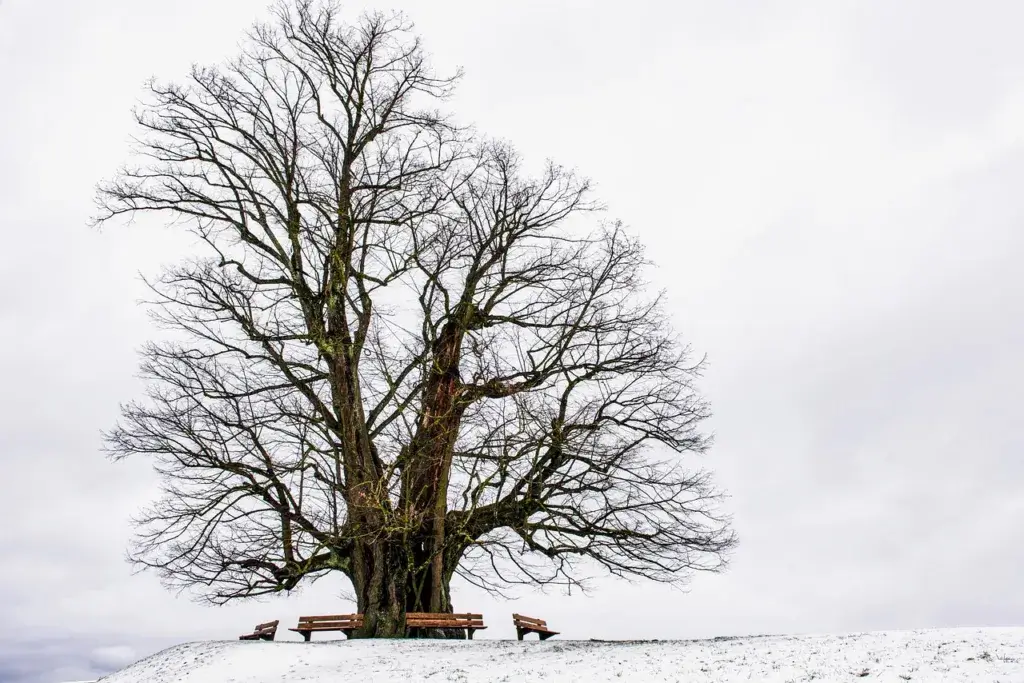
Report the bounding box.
[0,638,145,683]
[90,645,138,670]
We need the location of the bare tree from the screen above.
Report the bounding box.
[94,0,736,638]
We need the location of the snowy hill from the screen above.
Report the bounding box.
[85,627,1024,682]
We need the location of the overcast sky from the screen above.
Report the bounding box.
[2,1,1023,681]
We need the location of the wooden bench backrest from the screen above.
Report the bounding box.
[512,613,548,629]
[296,614,363,628]
[254,619,279,633]
[406,612,485,627]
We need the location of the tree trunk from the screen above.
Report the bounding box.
[351,534,465,639]
[350,536,406,638]
[342,291,471,638]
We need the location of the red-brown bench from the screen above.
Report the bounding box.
[289,614,363,641]
[512,613,559,640]
[239,619,279,641]
[406,612,487,639]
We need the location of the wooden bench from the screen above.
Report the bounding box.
[238,619,279,641]
[289,614,364,641]
[512,613,559,640]
[405,612,487,639]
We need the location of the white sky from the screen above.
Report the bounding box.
[2,1,1023,681]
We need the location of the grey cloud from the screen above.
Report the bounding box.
[0,637,170,683]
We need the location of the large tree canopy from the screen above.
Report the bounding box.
[94,0,736,637]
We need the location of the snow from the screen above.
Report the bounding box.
[87,628,1024,683]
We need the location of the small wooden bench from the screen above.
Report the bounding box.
[512,613,559,640]
[406,612,487,639]
[239,619,279,641]
[289,614,364,641]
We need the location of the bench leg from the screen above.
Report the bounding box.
[467,628,474,640]
[301,631,312,642]
[540,632,554,641]
[516,627,526,641]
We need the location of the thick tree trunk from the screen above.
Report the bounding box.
[394,313,469,623]
[334,252,472,638]
[350,537,406,638]
[350,535,464,639]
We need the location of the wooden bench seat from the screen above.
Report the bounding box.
[239,619,279,641]
[289,614,363,641]
[406,612,487,639]
[512,613,559,641]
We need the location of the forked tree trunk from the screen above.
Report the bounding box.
[348,312,470,638]
[340,295,471,638]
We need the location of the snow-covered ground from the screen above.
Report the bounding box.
[86,628,1024,682]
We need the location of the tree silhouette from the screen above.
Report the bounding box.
[94,0,736,637]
